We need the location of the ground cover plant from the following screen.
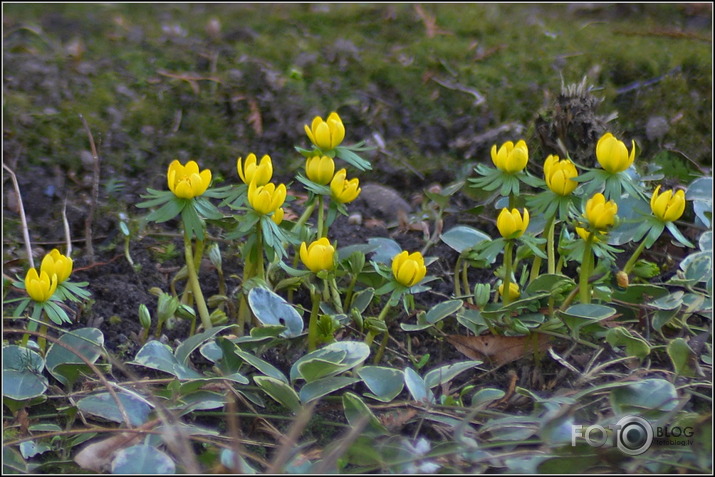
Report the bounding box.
[2,3,713,474]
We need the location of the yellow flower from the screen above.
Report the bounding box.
[305,112,345,151]
[305,155,336,185]
[25,268,58,302]
[237,153,273,186]
[391,250,427,288]
[248,181,286,215]
[544,155,578,196]
[272,207,284,225]
[40,249,73,283]
[491,140,529,173]
[167,160,212,199]
[575,227,602,243]
[300,237,335,273]
[596,132,635,174]
[584,193,618,231]
[330,168,361,204]
[498,282,520,301]
[650,185,686,223]
[497,208,530,239]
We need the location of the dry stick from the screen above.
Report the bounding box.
[3,163,35,269]
[79,114,101,263]
[265,402,318,474]
[62,197,72,256]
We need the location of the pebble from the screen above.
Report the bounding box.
[357,183,412,222]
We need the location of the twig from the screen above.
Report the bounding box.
[62,197,72,256]
[79,114,101,263]
[3,163,35,269]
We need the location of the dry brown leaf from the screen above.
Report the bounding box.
[247,97,263,136]
[74,432,144,473]
[447,333,551,367]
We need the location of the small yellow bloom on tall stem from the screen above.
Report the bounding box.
[650,185,686,223]
[498,282,520,302]
[596,132,635,174]
[24,268,58,303]
[491,140,529,173]
[330,168,361,204]
[544,155,578,196]
[305,155,336,185]
[391,251,427,288]
[497,208,530,239]
[167,160,212,199]
[40,249,73,284]
[300,238,336,274]
[237,153,273,186]
[248,181,287,215]
[305,112,345,151]
[584,193,618,230]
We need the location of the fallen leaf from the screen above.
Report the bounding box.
[247,97,263,136]
[447,333,551,367]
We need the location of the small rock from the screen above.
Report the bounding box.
[357,183,412,222]
[646,116,670,142]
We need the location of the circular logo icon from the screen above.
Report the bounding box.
[615,416,653,455]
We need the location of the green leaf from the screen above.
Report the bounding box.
[557,304,616,334]
[77,391,152,426]
[605,327,650,359]
[342,392,389,437]
[649,291,685,310]
[425,299,463,324]
[335,146,372,170]
[403,367,435,404]
[289,341,370,382]
[145,196,186,223]
[175,325,234,365]
[181,204,205,240]
[612,284,668,304]
[667,338,696,377]
[297,358,346,383]
[423,360,482,389]
[666,221,695,248]
[367,237,403,265]
[111,445,175,474]
[248,287,304,338]
[357,366,404,402]
[193,196,224,220]
[471,388,505,407]
[2,345,48,400]
[610,378,678,417]
[130,341,202,380]
[254,376,301,413]
[233,346,288,383]
[299,376,360,402]
[45,328,104,387]
[440,226,491,253]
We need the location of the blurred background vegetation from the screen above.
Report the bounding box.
[3,3,712,193]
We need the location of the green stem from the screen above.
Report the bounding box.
[184,230,212,332]
[292,198,317,233]
[372,300,393,364]
[502,241,514,307]
[453,254,463,298]
[343,274,359,312]
[317,195,325,238]
[579,234,595,304]
[328,277,344,314]
[307,288,321,351]
[546,215,556,275]
[461,260,473,305]
[622,239,648,275]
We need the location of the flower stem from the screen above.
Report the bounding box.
[579,234,595,304]
[622,239,647,275]
[184,230,212,332]
[502,241,514,307]
[546,215,556,275]
[317,195,325,238]
[329,277,344,314]
[307,287,321,351]
[372,300,393,364]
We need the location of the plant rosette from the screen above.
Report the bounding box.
[469,140,542,198]
[137,160,225,240]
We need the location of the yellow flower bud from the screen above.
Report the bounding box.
[300,237,335,273]
[167,160,212,199]
[498,282,520,301]
[544,155,578,196]
[248,181,286,215]
[304,112,345,151]
[330,168,361,204]
[575,227,602,243]
[272,207,284,225]
[491,140,528,173]
[40,249,73,283]
[650,185,686,223]
[305,155,335,185]
[596,132,635,174]
[497,208,530,239]
[25,268,58,302]
[391,250,427,288]
[237,153,273,186]
[584,193,618,231]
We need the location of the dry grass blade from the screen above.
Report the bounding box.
[265,401,318,474]
[3,163,35,269]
